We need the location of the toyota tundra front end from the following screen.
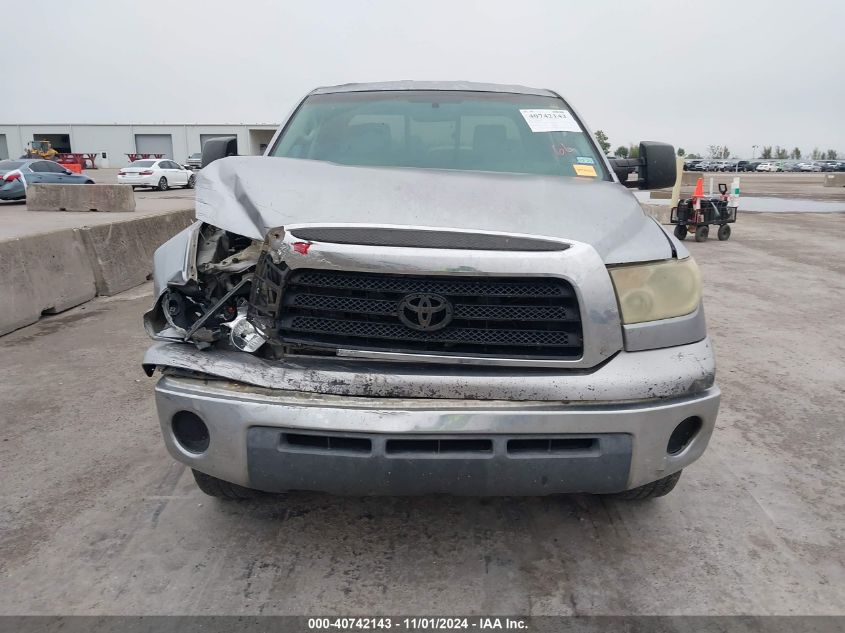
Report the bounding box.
[143,82,719,500]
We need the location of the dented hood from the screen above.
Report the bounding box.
[195,156,672,264]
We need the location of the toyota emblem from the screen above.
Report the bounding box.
[397,293,453,332]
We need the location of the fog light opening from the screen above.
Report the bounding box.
[667,417,702,455]
[172,411,210,454]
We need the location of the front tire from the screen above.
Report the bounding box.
[609,470,682,500]
[185,175,196,189]
[192,469,259,499]
[694,225,709,242]
[157,177,168,191]
[673,224,688,240]
[718,224,732,240]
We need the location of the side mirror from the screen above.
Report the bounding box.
[63,169,73,175]
[608,141,677,190]
[201,137,238,168]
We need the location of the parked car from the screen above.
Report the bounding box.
[819,160,839,172]
[185,153,203,170]
[735,160,753,172]
[683,159,702,171]
[117,159,196,190]
[718,160,738,172]
[0,158,94,200]
[797,162,822,172]
[691,160,713,171]
[756,162,777,172]
[143,81,719,502]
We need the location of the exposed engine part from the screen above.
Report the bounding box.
[184,275,253,340]
[223,306,267,353]
[145,224,263,349]
[196,226,261,273]
[199,241,263,274]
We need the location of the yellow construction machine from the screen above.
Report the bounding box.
[25,140,59,160]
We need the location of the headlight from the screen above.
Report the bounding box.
[608,257,702,324]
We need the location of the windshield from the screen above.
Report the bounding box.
[271,90,607,179]
[129,160,156,168]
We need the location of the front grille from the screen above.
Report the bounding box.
[276,268,583,359]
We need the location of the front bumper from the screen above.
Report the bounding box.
[150,339,720,495]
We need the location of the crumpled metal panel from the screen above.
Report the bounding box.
[143,337,716,402]
[194,156,673,264]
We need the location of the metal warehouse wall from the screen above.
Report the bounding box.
[0,124,278,166]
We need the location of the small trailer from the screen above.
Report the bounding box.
[670,181,738,242]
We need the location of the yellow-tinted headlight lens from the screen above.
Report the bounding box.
[609,257,702,324]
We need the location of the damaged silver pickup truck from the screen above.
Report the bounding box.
[143,81,719,500]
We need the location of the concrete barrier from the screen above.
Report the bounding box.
[681,172,703,186]
[0,209,194,335]
[78,210,194,295]
[640,203,671,224]
[823,173,845,187]
[26,184,136,212]
[0,230,97,336]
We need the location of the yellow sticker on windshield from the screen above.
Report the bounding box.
[573,164,597,177]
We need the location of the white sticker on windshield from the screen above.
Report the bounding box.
[519,109,582,133]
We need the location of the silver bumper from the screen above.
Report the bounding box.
[149,339,720,495]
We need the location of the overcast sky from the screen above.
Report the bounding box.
[3,0,843,156]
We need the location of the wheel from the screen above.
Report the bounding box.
[185,174,196,189]
[157,177,168,191]
[85,180,95,184]
[192,469,259,499]
[673,224,688,240]
[694,225,709,242]
[609,470,682,500]
[717,224,731,240]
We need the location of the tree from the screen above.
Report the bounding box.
[761,146,773,159]
[677,147,686,157]
[826,149,838,160]
[811,147,821,160]
[614,145,629,158]
[790,147,802,159]
[594,130,611,154]
[628,144,640,159]
[707,145,731,159]
[686,153,702,159]
[775,146,788,159]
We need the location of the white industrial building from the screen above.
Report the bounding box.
[0,124,279,167]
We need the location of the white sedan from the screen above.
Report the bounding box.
[117,159,196,191]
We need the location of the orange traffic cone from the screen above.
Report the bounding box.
[692,177,704,211]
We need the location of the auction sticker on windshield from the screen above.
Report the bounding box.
[519,109,582,133]
[573,164,597,177]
